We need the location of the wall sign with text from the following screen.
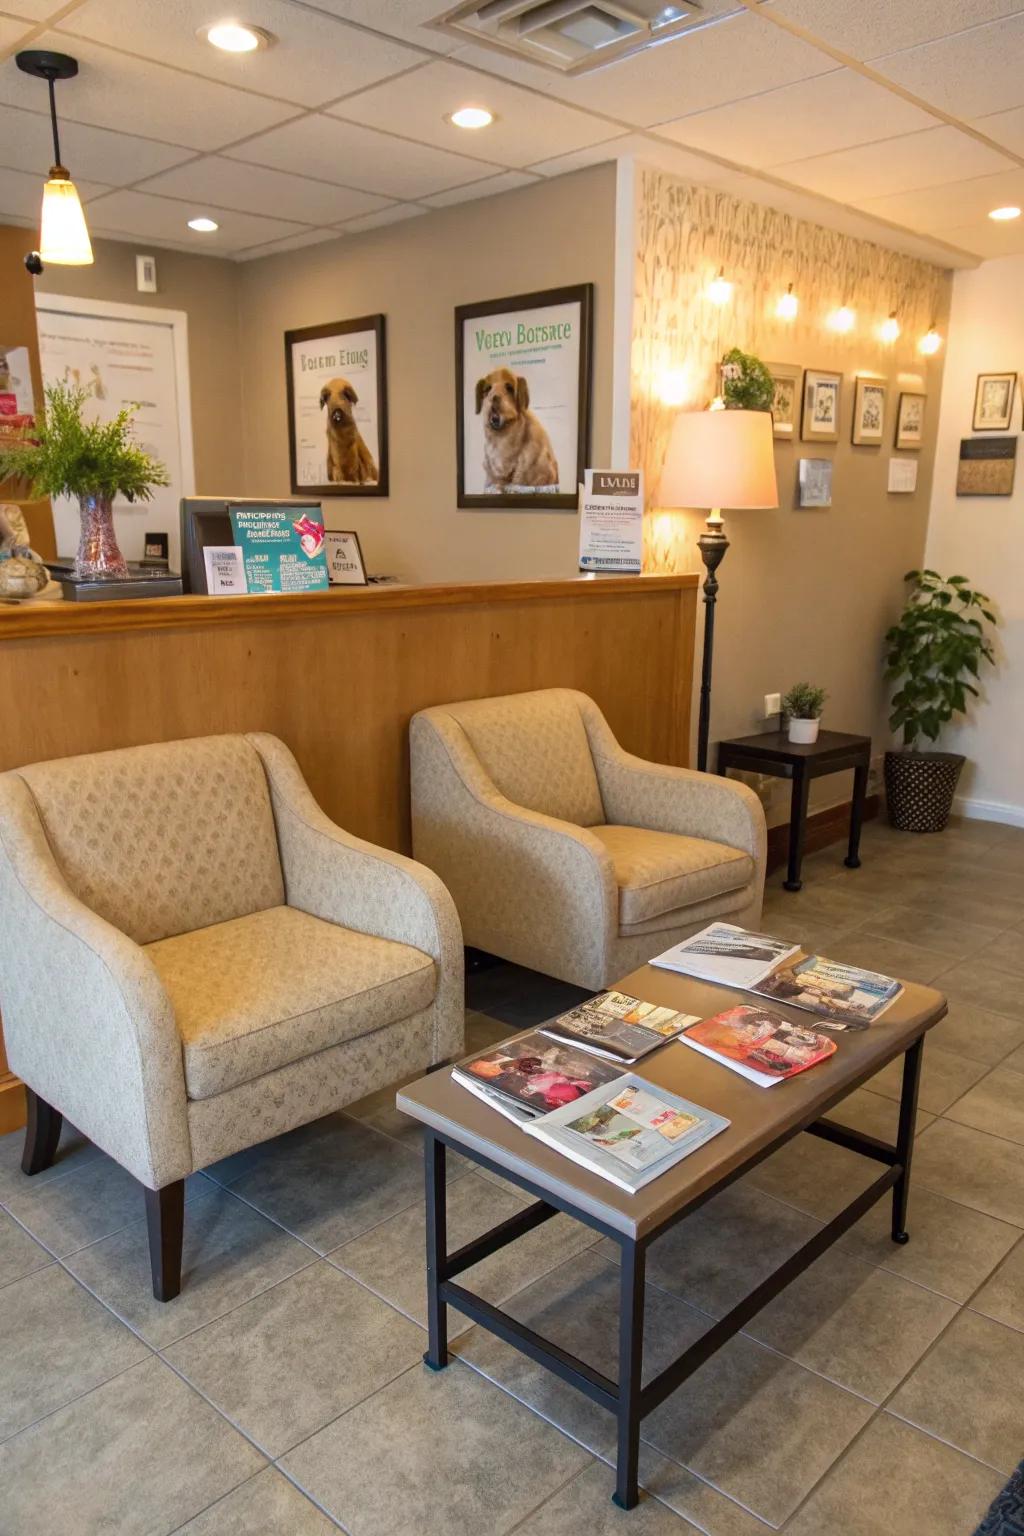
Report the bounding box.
[578,469,643,572]
[285,315,388,498]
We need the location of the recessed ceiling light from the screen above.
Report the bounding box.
[188,216,219,232]
[988,205,1021,221]
[449,105,494,130]
[202,21,272,52]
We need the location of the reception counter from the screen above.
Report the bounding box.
[0,572,698,1129]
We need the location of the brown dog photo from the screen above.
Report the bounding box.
[320,376,378,485]
[475,368,559,492]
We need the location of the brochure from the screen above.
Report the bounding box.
[752,955,903,1030]
[541,990,699,1063]
[523,1074,730,1193]
[681,1005,837,1088]
[651,922,800,989]
[451,1032,620,1123]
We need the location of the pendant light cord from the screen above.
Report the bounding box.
[47,73,63,171]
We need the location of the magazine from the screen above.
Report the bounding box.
[452,1032,620,1124]
[681,1005,837,1088]
[751,955,903,1030]
[523,1074,730,1193]
[541,990,699,1063]
[650,922,800,989]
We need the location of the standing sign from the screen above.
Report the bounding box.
[224,505,330,593]
[578,469,643,573]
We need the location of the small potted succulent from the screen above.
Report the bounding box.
[782,682,827,744]
[884,569,997,832]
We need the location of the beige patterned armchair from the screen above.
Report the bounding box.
[411,689,765,991]
[0,734,463,1300]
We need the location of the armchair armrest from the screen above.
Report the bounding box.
[0,774,191,1188]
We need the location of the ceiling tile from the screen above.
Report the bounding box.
[234,227,342,260]
[331,59,616,168]
[973,104,1024,155]
[137,156,389,224]
[926,216,1024,258]
[871,14,1024,118]
[294,0,458,54]
[774,125,1016,203]
[339,203,427,232]
[83,188,306,250]
[0,102,194,184]
[854,167,1024,231]
[0,33,298,149]
[0,163,109,224]
[760,1,1024,59]
[0,15,35,44]
[225,114,504,199]
[657,69,940,168]
[422,170,540,207]
[59,0,423,109]
[527,133,637,176]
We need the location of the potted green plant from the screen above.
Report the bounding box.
[719,347,776,412]
[782,681,827,744]
[883,569,997,832]
[0,383,168,579]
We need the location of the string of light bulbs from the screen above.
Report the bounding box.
[702,268,942,353]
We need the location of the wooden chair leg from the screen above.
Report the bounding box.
[21,1088,63,1176]
[145,1181,185,1302]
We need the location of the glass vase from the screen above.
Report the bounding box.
[76,492,128,579]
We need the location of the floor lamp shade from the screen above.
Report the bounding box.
[660,407,778,512]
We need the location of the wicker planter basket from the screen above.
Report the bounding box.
[884,750,965,833]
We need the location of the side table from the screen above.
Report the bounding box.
[717,729,871,891]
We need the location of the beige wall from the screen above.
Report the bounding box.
[236,164,617,582]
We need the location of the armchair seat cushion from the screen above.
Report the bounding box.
[146,906,436,1101]
[589,825,753,927]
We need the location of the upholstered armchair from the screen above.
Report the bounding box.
[0,733,463,1301]
[411,688,765,991]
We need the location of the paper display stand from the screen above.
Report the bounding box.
[180,498,330,594]
[325,529,368,586]
[578,469,643,573]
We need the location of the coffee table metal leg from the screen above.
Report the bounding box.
[423,1132,449,1369]
[892,1037,923,1245]
[612,1240,646,1510]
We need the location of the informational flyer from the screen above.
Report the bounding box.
[578,469,643,573]
[228,505,330,593]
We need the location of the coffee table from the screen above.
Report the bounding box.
[398,962,946,1510]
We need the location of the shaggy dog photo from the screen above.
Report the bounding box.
[320,377,378,485]
[475,367,559,491]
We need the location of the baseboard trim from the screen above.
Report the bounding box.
[766,794,880,873]
[953,795,1024,828]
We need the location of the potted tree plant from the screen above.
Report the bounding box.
[782,682,827,744]
[884,569,997,832]
[0,383,168,579]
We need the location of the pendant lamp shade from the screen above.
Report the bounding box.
[40,169,93,265]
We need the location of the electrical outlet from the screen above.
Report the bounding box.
[764,692,781,718]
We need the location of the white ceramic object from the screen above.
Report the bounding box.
[788,717,820,744]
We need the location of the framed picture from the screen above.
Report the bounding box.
[895,391,926,450]
[766,363,800,439]
[324,529,368,585]
[285,315,388,497]
[455,283,593,509]
[801,369,841,443]
[851,377,887,446]
[972,372,1016,431]
[957,436,1017,496]
[798,457,833,508]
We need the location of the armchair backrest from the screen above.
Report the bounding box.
[10,735,285,944]
[434,688,605,827]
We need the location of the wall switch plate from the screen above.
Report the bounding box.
[136,253,157,293]
[764,692,781,718]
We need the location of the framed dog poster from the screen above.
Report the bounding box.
[455,283,593,509]
[285,315,388,498]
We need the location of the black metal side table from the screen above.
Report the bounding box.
[717,729,872,891]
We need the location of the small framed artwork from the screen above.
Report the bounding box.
[798,457,833,508]
[895,391,926,450]
[285,314,388,497]
[324,529,368,585]
[801,369,841,443]
[455,283,593,509]
[972,372,1016,431]
[851,377,887,446]
[767,363,800,439]
[957,436,1017,496]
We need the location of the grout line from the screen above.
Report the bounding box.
[0,1349,155,1449]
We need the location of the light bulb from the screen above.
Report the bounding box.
[829,304,855,334]
[655,366,691,407]
[187,216,219,233]
[450,106,494,129]
[204,22,270,51]
[39,172,93,265]
[988,205,1021,221]
[707,268,732,305]
[880,311,900,343]
[919,326,942,356]
[776,283,798,320]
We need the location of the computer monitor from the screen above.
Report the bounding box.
[179,497,325,594]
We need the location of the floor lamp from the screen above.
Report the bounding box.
[659,408,779,773]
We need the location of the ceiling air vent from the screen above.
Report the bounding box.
[433,0,747,75]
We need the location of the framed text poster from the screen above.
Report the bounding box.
[285,315,388,497]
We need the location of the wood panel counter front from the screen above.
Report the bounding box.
[0,573,698,1131]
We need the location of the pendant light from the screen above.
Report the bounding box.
[15,51,93,266]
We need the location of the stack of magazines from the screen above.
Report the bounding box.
[540,989,699,1062]
[681,1006,836,1088]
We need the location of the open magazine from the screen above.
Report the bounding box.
[651,922,800,989]
[752,955,902,1030]
[681,1005,836,1088]
[452,1032,620,1126]
[541,990,699,1063]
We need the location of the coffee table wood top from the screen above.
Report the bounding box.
[398,961,947,1241]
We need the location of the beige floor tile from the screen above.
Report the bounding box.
[945,1066,1024,1146]
[174,1467,338,1535]
[839,1185,1020,1301]
[165,1261,425,1458]
[0,1209,51,1289]
[516,1460,700,1534]
[0,1122,100,1204]
[889,1309,1024,1474]
[974,930,1024,976]
[761,884,881,931]
[1006,1041,1024,1073]
[866,1042,988,1115]
[280,1359,591,1536]
[928,957,1024,1022]
[913,1118,1024,1226]
[855,905,994,959]
[742,1246,956,1402]
[754,912,856,958]
[930,1000,1024,1065]
[970,1236,1024,1332]
[2,1153,202,1258]
[630,1448,775,1536]
[783,1414,1003,1536]
[0,1263,150,1440]
[824,1085,935,1141]
[0,1356,264,1536]
[819,933,950,986]
[903,885,1024,929]
[744,1133,886,1223]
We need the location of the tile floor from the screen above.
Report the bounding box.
[2,814,1023,1535]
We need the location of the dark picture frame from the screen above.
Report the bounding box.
[285,314,388,498]
[455,283,593,510]
[800,368,842,443]
[972,371,1016,432]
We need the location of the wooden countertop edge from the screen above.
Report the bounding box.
[0,573,698,640]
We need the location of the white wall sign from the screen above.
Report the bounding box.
[578,469,643,573]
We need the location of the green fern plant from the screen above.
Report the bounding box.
[0,383,169,502]
[884,570,997,749]
[719,347,776,412]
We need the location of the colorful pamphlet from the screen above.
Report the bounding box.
[452,1032,620,1125]
[752,955,903,1030]
[541,990,699,1063]
[651,923,800,989]
[681,1005,837,1088]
